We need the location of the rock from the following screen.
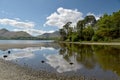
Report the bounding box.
[69,62,73,65]
[3,55,8,58]
[8,51,11,54]
[41,60,45,63]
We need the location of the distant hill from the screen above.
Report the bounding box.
[38,31,60,39]
[0,28,60,40]
[0,28,34,39]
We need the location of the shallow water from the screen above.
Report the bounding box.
[0,40,120,80]
[0,40,53,44]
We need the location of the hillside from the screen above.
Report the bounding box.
[0,28,33,39]
[38,31,60,39]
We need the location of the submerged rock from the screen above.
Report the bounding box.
[41,60,45,63]
[3,55,8,58]
[8,51,11,54]
[69,62,74,65]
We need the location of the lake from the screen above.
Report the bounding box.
[0,40,120,80]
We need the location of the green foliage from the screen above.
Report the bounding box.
[59,10,120,42]
[71,32,79,42]
[76,20,85,40]
[84,15,96,26]
[93,28,112,41]
[93,10,120,41]
[59,22,72,41]
[59,28,67,41]
[83,26,94,41]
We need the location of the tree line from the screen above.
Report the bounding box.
[59,10,120,41]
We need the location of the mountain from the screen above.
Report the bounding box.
[0,28,33,39]
[0,28,60,40]
[38,31,60,39]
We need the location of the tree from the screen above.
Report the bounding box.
[84,15,96,27]
[93,11,120,41]
[83,26,94,41]
[76,20,85,40]
[59,22,72,41]
[59,10,120,42]
[59,29,67,41]
[63,22,72,35]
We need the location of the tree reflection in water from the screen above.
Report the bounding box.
[93,45,120,76]
[59,43,120,76]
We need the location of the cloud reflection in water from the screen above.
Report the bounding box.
[6,52,34,60]
[45,54,83,73]
[0,47,38,60]
[40,47,55,51]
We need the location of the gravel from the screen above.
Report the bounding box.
[0,59,89,80]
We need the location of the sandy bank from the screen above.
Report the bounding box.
[0,59,43,80]
[0,59,87,80]
[59,42,120,45]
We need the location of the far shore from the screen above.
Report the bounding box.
[0,43,44,50]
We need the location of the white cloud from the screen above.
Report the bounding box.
[87,13,102,20]
[0,18,55,35]
[44,7,83,28]
[0,18,35,29]
[26,29,54,35]
[13,28,54,36]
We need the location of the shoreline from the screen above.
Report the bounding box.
[0,43,44,50]
[0,59,89,80]
[58,41,120,45]
[0,41,120,50]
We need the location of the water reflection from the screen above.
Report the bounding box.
[59,43,120,77]
[0,43,120,79]
[45,54,83,73]
[4,52,35,60]
[0,47,39,60]
[59,43,96,69]
[41,47,55,51]
[93,45,120,76]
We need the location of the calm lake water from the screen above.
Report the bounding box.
[0,40,54,44]
[0,40,120,80]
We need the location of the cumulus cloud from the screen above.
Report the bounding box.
[44,7,83,28]
[0,18,35,29]
[87,13,102,20]
[0,18,55,35]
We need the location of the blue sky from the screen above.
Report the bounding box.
[0,0,120,36]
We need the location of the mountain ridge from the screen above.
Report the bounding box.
[0,28,60,40]
[0,28,33,39]
[37,31,60,39]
